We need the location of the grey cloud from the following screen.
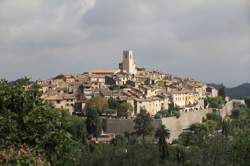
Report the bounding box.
[0,0,249,87]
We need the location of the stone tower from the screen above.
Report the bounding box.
[119,50,137,75]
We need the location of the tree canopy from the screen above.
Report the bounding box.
[0,79,86,165]
[84,96,108,114]
[134,109,154,142]
[204,96,224,109]
[117,102,133,118]
[2,78,250,166]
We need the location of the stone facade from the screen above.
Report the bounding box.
[119,50,137,75]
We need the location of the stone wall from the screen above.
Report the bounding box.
[161,110,211,141]
[104,101,235,141]
[104,118,161,135]
[219,101,234,118]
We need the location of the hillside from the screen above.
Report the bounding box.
[225,83,250,99]
[208,83,250,99]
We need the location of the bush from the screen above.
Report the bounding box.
[206,113,222,123]
[231,108,249,119]
[154,110,180,119]
[0,144,49,165]
[105,109,117,115]
[204,97,224,109]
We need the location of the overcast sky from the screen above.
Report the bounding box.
[0,0,249,87]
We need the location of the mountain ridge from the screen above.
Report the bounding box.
[208,83,250,99]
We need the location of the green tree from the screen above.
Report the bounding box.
[108,97,120,110]
[134,109,154,142]
[86,107,102,139]
[0,78,87,165]
[117,102,133,118]
[168,102,175,114]
[206,112,222,123]
[204,97,224,109]
[155,125,170,160]
[85,96,108,114]
[218,84,225,99]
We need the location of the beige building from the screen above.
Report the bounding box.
[206,87,219,97]
[119,50,137,75]
[171,90,200,108]
[134,97,169,116]
[90,69,119,77]
[45,95,76,114]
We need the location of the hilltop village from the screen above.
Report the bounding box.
[37,50,218,117]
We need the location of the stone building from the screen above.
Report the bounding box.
[45,94,76,114]
[119,50,137,75]
[134,97,169,116]
[171,90,200,108]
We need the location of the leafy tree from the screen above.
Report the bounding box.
[67,115,87,144]
[111,135,125,146]
[218,84,225,99]
[168,102,175,113]
[105,108,117,116]
[155,125,170,160]
[231,108,249,119]
[206,112,222,123]
[108,97,120,110]
[221,119,230,138]
[86,107,102,139]
[85,96,108,114]
[204,97,224,109]
[0,78,87,165]
[134,109,154,142]
[117,102,133,118]
[155,108,180,119]
[157,81,166,88]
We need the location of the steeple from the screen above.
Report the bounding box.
[119,50,137,75]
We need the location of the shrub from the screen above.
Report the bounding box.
[0,144,49,166]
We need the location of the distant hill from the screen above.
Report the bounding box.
[208,83,250,99]
[225,83,250,99]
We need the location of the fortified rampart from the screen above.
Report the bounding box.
[104,101,235,141]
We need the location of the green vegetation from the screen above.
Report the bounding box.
[154,110,180,119]
[86,107,102,139]
[117,102,133,118]
[0,79,86,165]
[0,144,49,165]
[204,96,225,109]
[218,83,225,98]
[134,109,154,142]
[157,80,166,88]
[108,97,120,110]
[155,125,170,160]
[206,112,222,123]
[84,96,108,114]
[107,98,134,118]
[155,102,180,119]
[1,78,250,165]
